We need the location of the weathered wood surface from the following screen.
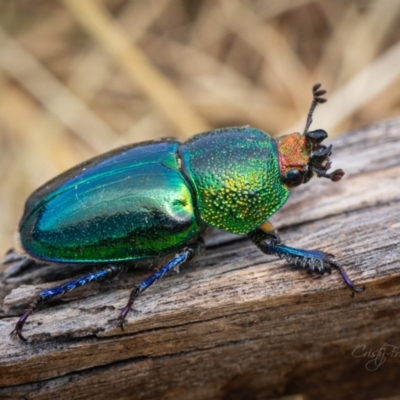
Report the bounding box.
[1,119,400,400]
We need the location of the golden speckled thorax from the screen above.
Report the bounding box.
[179,127,290,234]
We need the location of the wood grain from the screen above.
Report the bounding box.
[1,118,400,400]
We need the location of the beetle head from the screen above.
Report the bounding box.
[276,83,344,188]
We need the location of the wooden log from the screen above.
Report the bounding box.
[1,118,400,399]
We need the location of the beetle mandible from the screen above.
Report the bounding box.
[6,83,364,340]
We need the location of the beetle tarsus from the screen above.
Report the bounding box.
[329,259,365,293]
[249,228,364,294]
[11,295,44,341]
[117,286,141,330]
[11,308,34,341]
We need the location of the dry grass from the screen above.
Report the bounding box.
[0,0,399,254]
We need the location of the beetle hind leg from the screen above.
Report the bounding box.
[11,264,122,341]
[117,241,204,329]
[249,225,364,293]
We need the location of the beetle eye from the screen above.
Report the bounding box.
[283,169,304,187]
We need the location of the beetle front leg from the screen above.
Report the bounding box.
[248,224,364,293]
[11,264,122,341]
[117,241,204,329]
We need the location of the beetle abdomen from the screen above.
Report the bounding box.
[179,127,289,234]
[19,140,200,263]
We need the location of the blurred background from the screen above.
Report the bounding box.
[0,0,400,255]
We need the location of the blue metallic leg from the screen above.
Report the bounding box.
[249,228,364,293]
[12,265,122,341]
[117,243,201,329]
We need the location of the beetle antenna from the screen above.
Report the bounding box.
[311,166,345,182]
[303,83,327,135]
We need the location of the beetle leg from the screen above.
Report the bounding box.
[248,227,364,293]
[117,241,203,329]
[11,264,122,341]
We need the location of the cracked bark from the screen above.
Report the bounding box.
[1,118,400,400]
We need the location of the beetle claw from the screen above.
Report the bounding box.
[11,328,27,342]
[328,259,365,293]
[307,255,363,292]
[11,308,34,341]
[117,306,131,331]
[116,318,126,331]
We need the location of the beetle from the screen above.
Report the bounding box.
[7,83,364,340]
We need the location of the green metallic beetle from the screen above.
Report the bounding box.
[8,84,364,340]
